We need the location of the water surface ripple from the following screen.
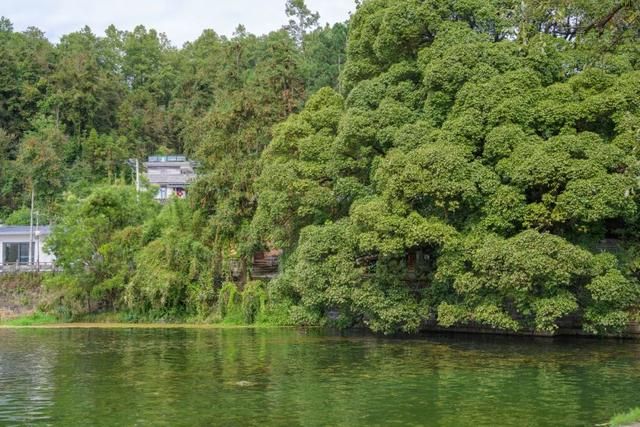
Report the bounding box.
[0,328,638,426]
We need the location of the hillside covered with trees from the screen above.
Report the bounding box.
[2,0,640,335]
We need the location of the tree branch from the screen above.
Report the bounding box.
[583,2,628,35]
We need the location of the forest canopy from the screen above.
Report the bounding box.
[1,0,640,334]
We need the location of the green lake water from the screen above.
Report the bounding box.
[0,327,639,426]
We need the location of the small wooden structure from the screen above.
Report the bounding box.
[250,249,282,280]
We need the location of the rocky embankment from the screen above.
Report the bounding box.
[0,274,47,319]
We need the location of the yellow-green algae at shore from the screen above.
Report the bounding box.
[609,408,640,427]
[0,310,290,328]
[0,323,287,329]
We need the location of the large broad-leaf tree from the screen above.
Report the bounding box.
[255,0,640,334]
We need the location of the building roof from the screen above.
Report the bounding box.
[144,155,196,168]
[147,155,188,162]
[0,225,51,236]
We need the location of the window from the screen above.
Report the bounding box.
[3,242,33,264]
[159,186,167,199]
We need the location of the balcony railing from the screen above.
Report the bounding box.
[0,262,58,274]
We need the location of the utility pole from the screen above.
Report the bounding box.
[29,187,34,266]
[126,158,141,201]
[35,211,40,271]
[136,158,140,194]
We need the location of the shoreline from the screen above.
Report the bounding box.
[1,311,638,338]
[0,322,293,329]
[1,321,638,340]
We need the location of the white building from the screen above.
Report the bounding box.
[0,225,55,272]
[143,155,197,202]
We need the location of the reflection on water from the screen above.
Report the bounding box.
[0,328,638,426]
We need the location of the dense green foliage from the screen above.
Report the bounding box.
[0,6,346,219]
[0,2,345,322]
[2,1,640,333]
[45,185,158,312]
[255,0,640,334]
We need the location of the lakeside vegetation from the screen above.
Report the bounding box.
[610,407,640,427]
[1,0,640,335]
[0,312,289,327]
[0,311,58,326]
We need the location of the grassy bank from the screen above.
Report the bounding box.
[610,408,640,426]
[0,322,287,329]
[0,310,291,328]
[0,311,59,326]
